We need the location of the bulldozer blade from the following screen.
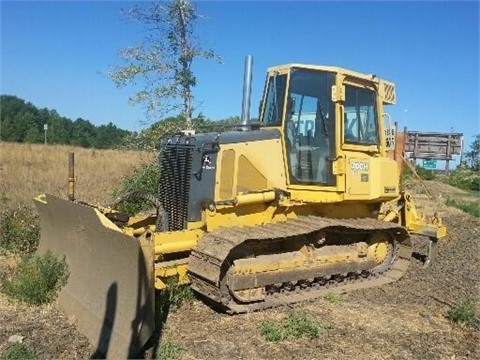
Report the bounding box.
[34,194,154,359]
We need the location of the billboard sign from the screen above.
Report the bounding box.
[405,132,463,160]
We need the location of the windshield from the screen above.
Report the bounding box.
[344,86,379,144]
[285,69,336,186]
[261,73,287,126]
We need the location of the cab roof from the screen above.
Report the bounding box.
[267,63,396,105]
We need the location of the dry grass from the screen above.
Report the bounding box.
[1,143,478,359]
[0,290,94,358]
[162,297,479,360]
[0,142,155,210]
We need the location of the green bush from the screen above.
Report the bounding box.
[447,299,480,328]
[0,342,36,360]
[156,340,185,360]
[112,162,159,216]
[0,205,40,255]
[445,199,480,218]
[2,251,69,305]
[259,310,333,342]
[442,167,480,192]
[400,164,435,189]
[415,166,436,180]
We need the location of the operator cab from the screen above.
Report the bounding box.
[259,64,394,190]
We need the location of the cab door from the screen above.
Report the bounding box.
[284,68,337,187]
[341,82,381,198]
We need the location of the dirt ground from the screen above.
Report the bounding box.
[0,180,479,359]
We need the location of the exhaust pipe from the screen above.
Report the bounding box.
[240,55,253,127]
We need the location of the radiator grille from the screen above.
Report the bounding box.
[158,143,194,231]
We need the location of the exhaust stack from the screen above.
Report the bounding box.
[240,55,253,126]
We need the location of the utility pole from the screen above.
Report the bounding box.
[44,124,48,145]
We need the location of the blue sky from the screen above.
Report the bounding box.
[1,1,479,151]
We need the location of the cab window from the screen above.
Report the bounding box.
[344,86,378,144]
[261,74,287,126]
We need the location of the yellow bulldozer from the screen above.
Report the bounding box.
[34,58,446,358]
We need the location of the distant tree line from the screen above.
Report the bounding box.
[0,95,246,150]
[0,95,131,148]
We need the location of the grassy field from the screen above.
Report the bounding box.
[0,141,478,359]
[0,142,155,210]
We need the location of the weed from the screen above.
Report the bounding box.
[2,251,69,305]
[445,199,480,218]
[286,310,333,339]
[112,162,159,216]
[159,278,195,311]
[323,292,341,304]
[166,282,195,310]
[156,340,185,360]
[259,320,287,342]
[0,342,36,360]
[0,205,40,255]
[259,310,333,342]
[447,299,480,328]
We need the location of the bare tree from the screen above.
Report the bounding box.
[110,0,220,128]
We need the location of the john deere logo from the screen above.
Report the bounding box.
[203,155,212,165]
[202,155,215,170]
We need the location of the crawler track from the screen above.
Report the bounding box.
[188,216,412,313]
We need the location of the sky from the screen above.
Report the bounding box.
[1,0,479,153]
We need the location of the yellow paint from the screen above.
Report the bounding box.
[153,229,203,255]
[205,202,293,232]
[154,239,198,255]
[344,154,400,201]
[94,209,123,232]
[230,242,374,279]
[235,191,276,206]
[219,149,235,199]
[367,239,389,264]
[214,139,286,202]
[237,155,268,193]
[401,192,447,238]
[155,262,189,289]
[287,188,344,203]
